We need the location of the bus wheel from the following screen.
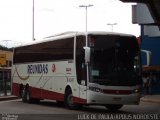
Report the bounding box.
[64,89,80,110]
[105,104,123,111]
[22,86,31,103]
[22,86,40,103]
[22,88,27,102]
[26,87,31,103]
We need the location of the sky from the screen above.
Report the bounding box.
[0,0,140,48]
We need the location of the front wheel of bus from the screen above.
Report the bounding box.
[105,104,123,111]
[64,89,80,110]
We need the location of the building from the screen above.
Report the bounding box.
[0,45,13,95]
[132,3,160,94]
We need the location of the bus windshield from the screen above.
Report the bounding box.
[89,35,141,86]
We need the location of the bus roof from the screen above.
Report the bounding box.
[14,31,135,48]
[45,31,135,39]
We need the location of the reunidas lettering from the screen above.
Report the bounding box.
[28,64,48,74]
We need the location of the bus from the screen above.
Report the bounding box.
[12,31,142,111]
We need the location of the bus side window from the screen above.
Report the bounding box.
[76,36,87,85]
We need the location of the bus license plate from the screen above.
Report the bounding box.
[112,97,122,101]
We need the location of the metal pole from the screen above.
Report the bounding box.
[79,5,93,98]
[32,0,35,41]
[107,23,117,32]
[85,7,88,46]
[79,4,93,46]
[85,7,87,33]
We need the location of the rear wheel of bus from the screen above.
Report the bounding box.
[22,85,40,103]
[105,104,123,111]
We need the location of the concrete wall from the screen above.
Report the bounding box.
[132,3,160,37]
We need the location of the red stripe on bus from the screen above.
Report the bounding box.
[12,83,86,104]
[12,83,19,96]
[40,88,64,101]
[103,89,132,95]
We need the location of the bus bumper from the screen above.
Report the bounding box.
[87,91,141,105]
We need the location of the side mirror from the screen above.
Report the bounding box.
[141,49,152,67]
[83,46,90,63]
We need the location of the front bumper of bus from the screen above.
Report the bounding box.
[87,88,141,105]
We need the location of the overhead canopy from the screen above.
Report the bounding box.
[120,0,160,25]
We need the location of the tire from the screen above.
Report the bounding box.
[26,87,31,103]
[22,87,27,102]
[105,104,123,111]
[22,86,40,104]
[22,86,31,103]
[64,89,80,110]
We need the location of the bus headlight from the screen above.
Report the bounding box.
[89,86,102,93]
[133,85,141,93]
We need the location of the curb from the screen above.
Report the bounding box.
[0,96,19,101]
[140,97,160,103]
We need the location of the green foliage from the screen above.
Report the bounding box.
[0,45,12,51]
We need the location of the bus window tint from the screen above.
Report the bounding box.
[13,38,74,63]
[89,35,141,86]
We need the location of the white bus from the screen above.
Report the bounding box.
[12,31,142,111]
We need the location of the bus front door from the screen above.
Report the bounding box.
[79,63,87,103]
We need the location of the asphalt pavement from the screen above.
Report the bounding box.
[140,95,160,103]
[0,94,160,103]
